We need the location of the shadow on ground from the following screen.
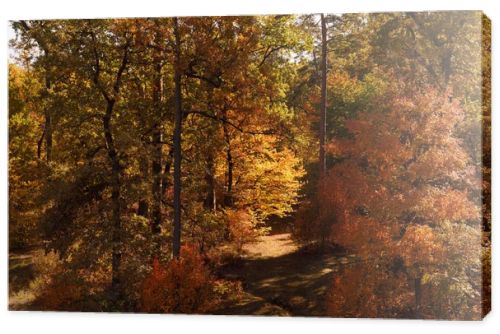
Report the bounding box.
[9,233,355,315]
[215,233,354,317]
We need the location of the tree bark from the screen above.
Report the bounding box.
[318,14,329,246]
[319,14,328,178]
[89,30,130,303]
[137,85,149,218]
[161,148,174,195]
[37,126,46,160]
[172,17,183,258]
[44,71,53,163]
[103,100,122,303]
[151,32,164,236]
[19,22,53,163]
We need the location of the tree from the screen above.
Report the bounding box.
[324,77,482,319]
[9,13,487,317]
[84,19,133,302]
[319,14,327,178]
[8,64,44,250]
[13,21,56,162]
[150,21,166,239]
[178,15,309,241]
[172,17,183,258]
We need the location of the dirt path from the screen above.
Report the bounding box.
[10,234,355,315]
[215,233,355,316]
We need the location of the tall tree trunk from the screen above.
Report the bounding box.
[37,49,53,162]
[151,37,164,237]
[19,23,53,163]
[172,17,183,258]
[319,14,328,178]
[137,85,149,218]
[44,76,53,163]
[88,29,130,305]
[37,127,45,160]
[161,148,174,195]
[103,100,122,303]
[204,152,216,211]
[137,157,149,217]
[318,14,329,246]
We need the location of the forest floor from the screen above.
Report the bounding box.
[215,232,355,317]
[9,249,42,310]
[9,231,356,315]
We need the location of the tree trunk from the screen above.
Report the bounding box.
[151,37,164,236]
[37,125,45,160]
[88,29,130,306]
[319,13,328,178]
[137,155,149,217]
[172,17,183,258]
[204,152,216,211]
[138,90,149,218]
[318,14,329,246]
[161,148,174,195]
[103,100,122,303]
[44,91,53,163]
[43,49,52,163]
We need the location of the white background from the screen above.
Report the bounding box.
[1,0,498,333]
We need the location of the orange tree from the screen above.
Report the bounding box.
[324,76,482,319]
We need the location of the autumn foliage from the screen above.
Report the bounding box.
[323,79,483,319]
[36,273,84,311]
[141,244,217,313]
[8,12,489,318]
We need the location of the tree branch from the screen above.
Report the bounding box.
[186,110,275,135]
[89,31,112,103]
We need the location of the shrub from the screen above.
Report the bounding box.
[223,209,258,254]
[141,244,217,313]
[36,273,84,311]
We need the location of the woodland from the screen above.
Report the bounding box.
[8,12,490,319]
